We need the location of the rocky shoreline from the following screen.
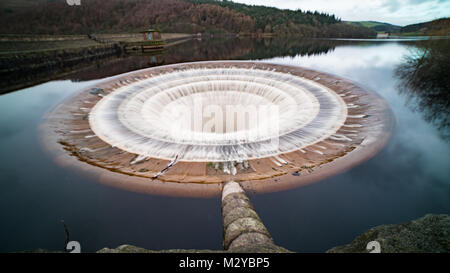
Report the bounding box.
[19,214,449,253]
[327,214,450,253]
[96,214,450,253]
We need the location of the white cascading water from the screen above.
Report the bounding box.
[89,67,347,162]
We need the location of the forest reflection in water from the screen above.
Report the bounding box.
[66,37,344,82]
[0,37,343,93]
[395,39,450,140]
[2,36,448,141]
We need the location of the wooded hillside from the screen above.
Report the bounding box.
[400,18,450,36]
[0,0,376,37]
[345,21,401,33]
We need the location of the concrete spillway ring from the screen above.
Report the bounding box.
[40,61,394,197]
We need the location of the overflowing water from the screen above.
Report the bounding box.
[90,67,347,162]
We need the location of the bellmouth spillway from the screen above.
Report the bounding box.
[41,61,394,197]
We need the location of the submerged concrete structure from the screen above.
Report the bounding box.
[41,61,394,197]
[221,181,289,253]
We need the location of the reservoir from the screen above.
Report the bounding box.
[0,37,448,252]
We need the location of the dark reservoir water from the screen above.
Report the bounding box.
[0,37,449,252]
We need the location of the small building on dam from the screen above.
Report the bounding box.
[124,28,165,53]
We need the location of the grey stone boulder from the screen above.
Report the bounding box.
[327,214,450,253]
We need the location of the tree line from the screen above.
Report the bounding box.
[0,0,375,37]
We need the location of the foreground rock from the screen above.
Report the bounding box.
[21,214,449,253]
[97,245,225,253]
[327,214,450,253]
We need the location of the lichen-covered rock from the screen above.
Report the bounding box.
[227,233,290,253]
[223,206,260,228]
[224,217,273,248]
[96,243,290,253]
[97,245,153,253]
[327,214,450,253]
[97,245,225,253]
[18,249,66,253]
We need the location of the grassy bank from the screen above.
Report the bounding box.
[0,33,191,55]
[0,33,194,94]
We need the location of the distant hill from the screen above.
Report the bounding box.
[400,17,450,36]
[0,0,375,38]
[345,21,401,33]
[346,18,450,36]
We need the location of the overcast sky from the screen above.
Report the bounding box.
[231,0,450,26]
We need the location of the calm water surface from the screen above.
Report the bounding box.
[0,38,448,252]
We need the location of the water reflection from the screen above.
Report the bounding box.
[170,37,341,61]
[68,37,350,78]
[0,37,346,94]
[395,39,450,140]
[3,37,448,141]
[0,36,449,253]
[3,36,448,142]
